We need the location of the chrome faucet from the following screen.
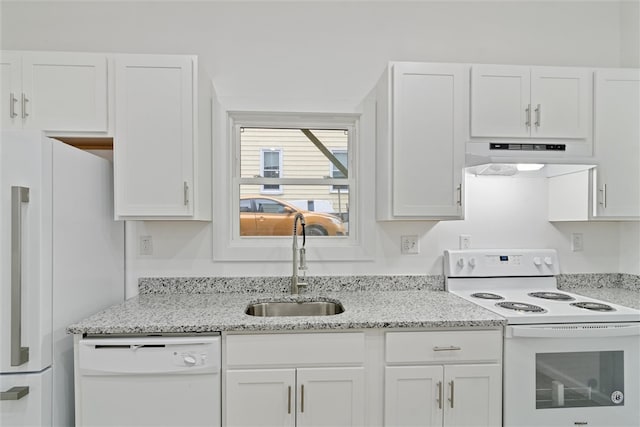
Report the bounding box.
[291,212,307,294]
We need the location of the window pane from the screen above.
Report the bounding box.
[261,149,281,192]
[239,184,349,237]
[241,128,348,179]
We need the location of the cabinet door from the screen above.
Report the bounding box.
[226,369,296,427]
[530,67,590,138]
[593,69,640,218]
[297,367,365,427]
[392,62,466,218]
[0,52,21,129]
[385,366,443,427]
[470,65,531,137]
[0,369,52,427]
[21,52,108,132]
[114,55,194,217]
[443,364,501,427]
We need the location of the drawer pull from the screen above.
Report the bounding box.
[433,346,461,352]
[1,386,29,401]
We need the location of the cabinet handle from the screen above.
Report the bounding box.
[525,104,531,128]
[1,386,29,401]
[11,187,30,366]
[183,181,189,206]
[300,384,305,413]
[534,104,541,128]
[21,93,29,118]
[9,93,18,118]
[287,385,291,414]
[599,184,607,209]
[448,380,454,408]
[437,381,443,409]
[433,346,462,352]
[456,185,462,206]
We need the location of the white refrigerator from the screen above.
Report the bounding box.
[1,130,124,426]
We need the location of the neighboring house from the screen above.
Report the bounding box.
[239,128,349,216]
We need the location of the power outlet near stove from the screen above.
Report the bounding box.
[571,233,584,252]
[401,235,420,254]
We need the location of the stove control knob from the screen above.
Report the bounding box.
[456,258,465,268]
[533,257,542,266]
[544,257,553,266]
[468,258,477,268]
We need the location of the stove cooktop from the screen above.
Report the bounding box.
[444,249,640,325]
[450,286,640,324]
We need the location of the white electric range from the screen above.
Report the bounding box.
[444,249,640,427]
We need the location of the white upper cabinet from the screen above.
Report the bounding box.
[113,54,212,220]
[1,51,109,134]
[547,68,639,222]
[376,62,467,220]
[471,65,591,139]
[592,68,640,219]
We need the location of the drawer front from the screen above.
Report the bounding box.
[386,330,501,363]
[226,332,365,367]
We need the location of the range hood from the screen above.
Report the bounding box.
[465,139,594,167]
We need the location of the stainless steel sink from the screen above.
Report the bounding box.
[245,300,345,317]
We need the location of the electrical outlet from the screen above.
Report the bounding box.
[140,235,153,255]
[459,234,472,249]
[571,233,583,252]
[401,235,420,254]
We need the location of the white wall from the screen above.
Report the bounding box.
[2,1,637,293]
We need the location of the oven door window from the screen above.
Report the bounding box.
[536,351,624,409]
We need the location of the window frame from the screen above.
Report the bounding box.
[212,109,375,262]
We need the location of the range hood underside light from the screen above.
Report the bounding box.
[516,163,545,172]
[469,163,547,176]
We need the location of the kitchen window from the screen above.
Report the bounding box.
[213,109,375,262]
[237,126,351,237]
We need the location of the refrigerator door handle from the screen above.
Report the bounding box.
[0,386,30,401]
[11,186,30,366]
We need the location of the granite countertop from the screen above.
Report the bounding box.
[67,290,505,335]
[68,274,639,335]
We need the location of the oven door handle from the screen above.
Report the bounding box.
[507,324,640,339]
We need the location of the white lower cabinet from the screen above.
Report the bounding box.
[223,330,502,427]
[384,330,502,427]
[226,367,365,427]
[386,364,501,427]
[223,332,366,427]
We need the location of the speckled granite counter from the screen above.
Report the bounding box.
[68,273,639,335]
[67,288,505,335]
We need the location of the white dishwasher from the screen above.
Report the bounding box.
[76,335,220,427]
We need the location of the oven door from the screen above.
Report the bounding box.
[503,323,640,427]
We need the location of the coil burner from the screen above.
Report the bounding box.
[496,301,546,313]
[470,292,504,300]
[528,292,575,301]
[570,302,616,312]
